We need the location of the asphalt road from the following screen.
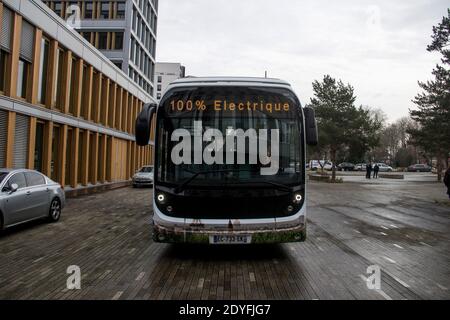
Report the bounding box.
[0,175,448,300]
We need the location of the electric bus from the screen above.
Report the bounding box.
[135,77,318,244]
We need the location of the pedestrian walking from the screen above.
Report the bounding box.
[366,163,372,179]
[373,164,380,179]
[444,167,450,199]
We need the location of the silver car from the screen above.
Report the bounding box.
[132,165,154,187]
[0,169,65,230]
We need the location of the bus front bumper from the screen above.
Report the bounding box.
[152,223,306,244]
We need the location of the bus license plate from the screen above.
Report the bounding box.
[210,235,252,244]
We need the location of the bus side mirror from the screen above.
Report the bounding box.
[135,103,157,146]
[304,107,318,146]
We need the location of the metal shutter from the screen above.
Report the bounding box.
[13,114,29,169]
[20,20,35,62]
[1,7,12,52]
[0,110,7,167]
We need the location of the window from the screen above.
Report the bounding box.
[34,122,44,171]
[130,39,135,60]
[0,50,7,92]
[114,32,123,50]
[54,48,65,109]
[85,2,93,19]
[38,38,49,104]
[6,173,27,190]
[157,75,162,83]
[69,57,77,114]
[82,32,91,43]
[25,172,45,187]
[113,61,122,69]
[157,93,161,99]
[100,1,110,19]
[98,32,107,49]
[54,2,63,16]
[81,64,89,118]
[51,125,61,181]
[157,84,161,91]
[117,2,126,19]
[17,59,28,99]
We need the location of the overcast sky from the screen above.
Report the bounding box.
[156,0,449,122]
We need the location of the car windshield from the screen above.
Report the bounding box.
[156,86,303,187]
[140,167,154,173]
[0,172,7,184]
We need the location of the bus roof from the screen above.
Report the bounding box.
[169,77,292,88]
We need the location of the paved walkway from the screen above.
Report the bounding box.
[0,179,448,299]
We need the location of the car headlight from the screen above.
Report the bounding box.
[293,194,303,204]
[157,193,166,204]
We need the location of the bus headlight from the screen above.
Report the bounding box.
[293,194,303,204]
[157,194,166,203]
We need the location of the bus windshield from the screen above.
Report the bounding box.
[156,86,303,188]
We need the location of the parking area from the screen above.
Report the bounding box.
[0,174,449,300]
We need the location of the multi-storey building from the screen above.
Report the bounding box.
[42,0,158,97]
[0,0,156,195]
[154,62,185,101]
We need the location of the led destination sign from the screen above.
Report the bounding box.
[169,99,291,113]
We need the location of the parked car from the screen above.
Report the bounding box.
[132,165,154,187]
[323,161,333,171]
[374,163,394,172]
[338,162,355,171]
[0,169,65,230]
[407,164,432,172]
[354,163,367,171]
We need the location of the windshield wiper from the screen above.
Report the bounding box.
[174,168,256,193]
[174,169,293,193]
[235,181,293,192]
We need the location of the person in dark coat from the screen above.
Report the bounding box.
[444,167,450,199]
[373,164,380,179]
[366,163,372,179]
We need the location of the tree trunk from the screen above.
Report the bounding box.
[331,149,337,182]
[437,154,443,182]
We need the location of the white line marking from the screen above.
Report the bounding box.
[112,291,123,300]
[354,229,361,234]
[33,257,44,263]
[390,224,399,229]
[393,244,403,249]
[420,241,431,247]
[381,226,389,230]
[317,246,324,252]
[383,256,396,264]
[249,272,256,282]
[393,276,410,288]
[198,278,204,289]
[436,283,448,291]
[135,272,145,281]
[343,221,349,225]
[380,232,388,236]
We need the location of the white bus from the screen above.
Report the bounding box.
[135,77,318,244]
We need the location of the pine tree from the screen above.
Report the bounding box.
[409,9,450,181]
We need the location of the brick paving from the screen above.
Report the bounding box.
[0,177,449,300]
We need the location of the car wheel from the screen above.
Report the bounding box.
[48,198,61,222]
